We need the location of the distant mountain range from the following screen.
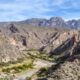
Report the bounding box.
[18,17,80,29]
[0,17,80,29]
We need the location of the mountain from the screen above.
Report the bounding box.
[0,18,79,62]
[0,23,79,62]
[18,17,80,29]
[20,17,68,29]
[0,17,80,29]
[0,17,80,80]
[67,19,80,29]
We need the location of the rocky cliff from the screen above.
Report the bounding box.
[0,23,80,62]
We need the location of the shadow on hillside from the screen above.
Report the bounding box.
[49,37,75,56]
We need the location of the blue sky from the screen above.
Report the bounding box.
[0,0,80,21]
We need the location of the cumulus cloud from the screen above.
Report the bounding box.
[0,0,80,21]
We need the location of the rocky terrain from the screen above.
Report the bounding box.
[0,17,80,80]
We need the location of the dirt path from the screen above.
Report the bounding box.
[14,59,55,80]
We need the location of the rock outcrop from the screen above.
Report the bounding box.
[9,24,19,33]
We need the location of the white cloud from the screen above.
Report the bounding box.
[0,0,53,21]
[0,0,80,21]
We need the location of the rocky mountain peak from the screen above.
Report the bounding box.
[49,17,64,22]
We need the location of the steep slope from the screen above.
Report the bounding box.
[0,23,79,62]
